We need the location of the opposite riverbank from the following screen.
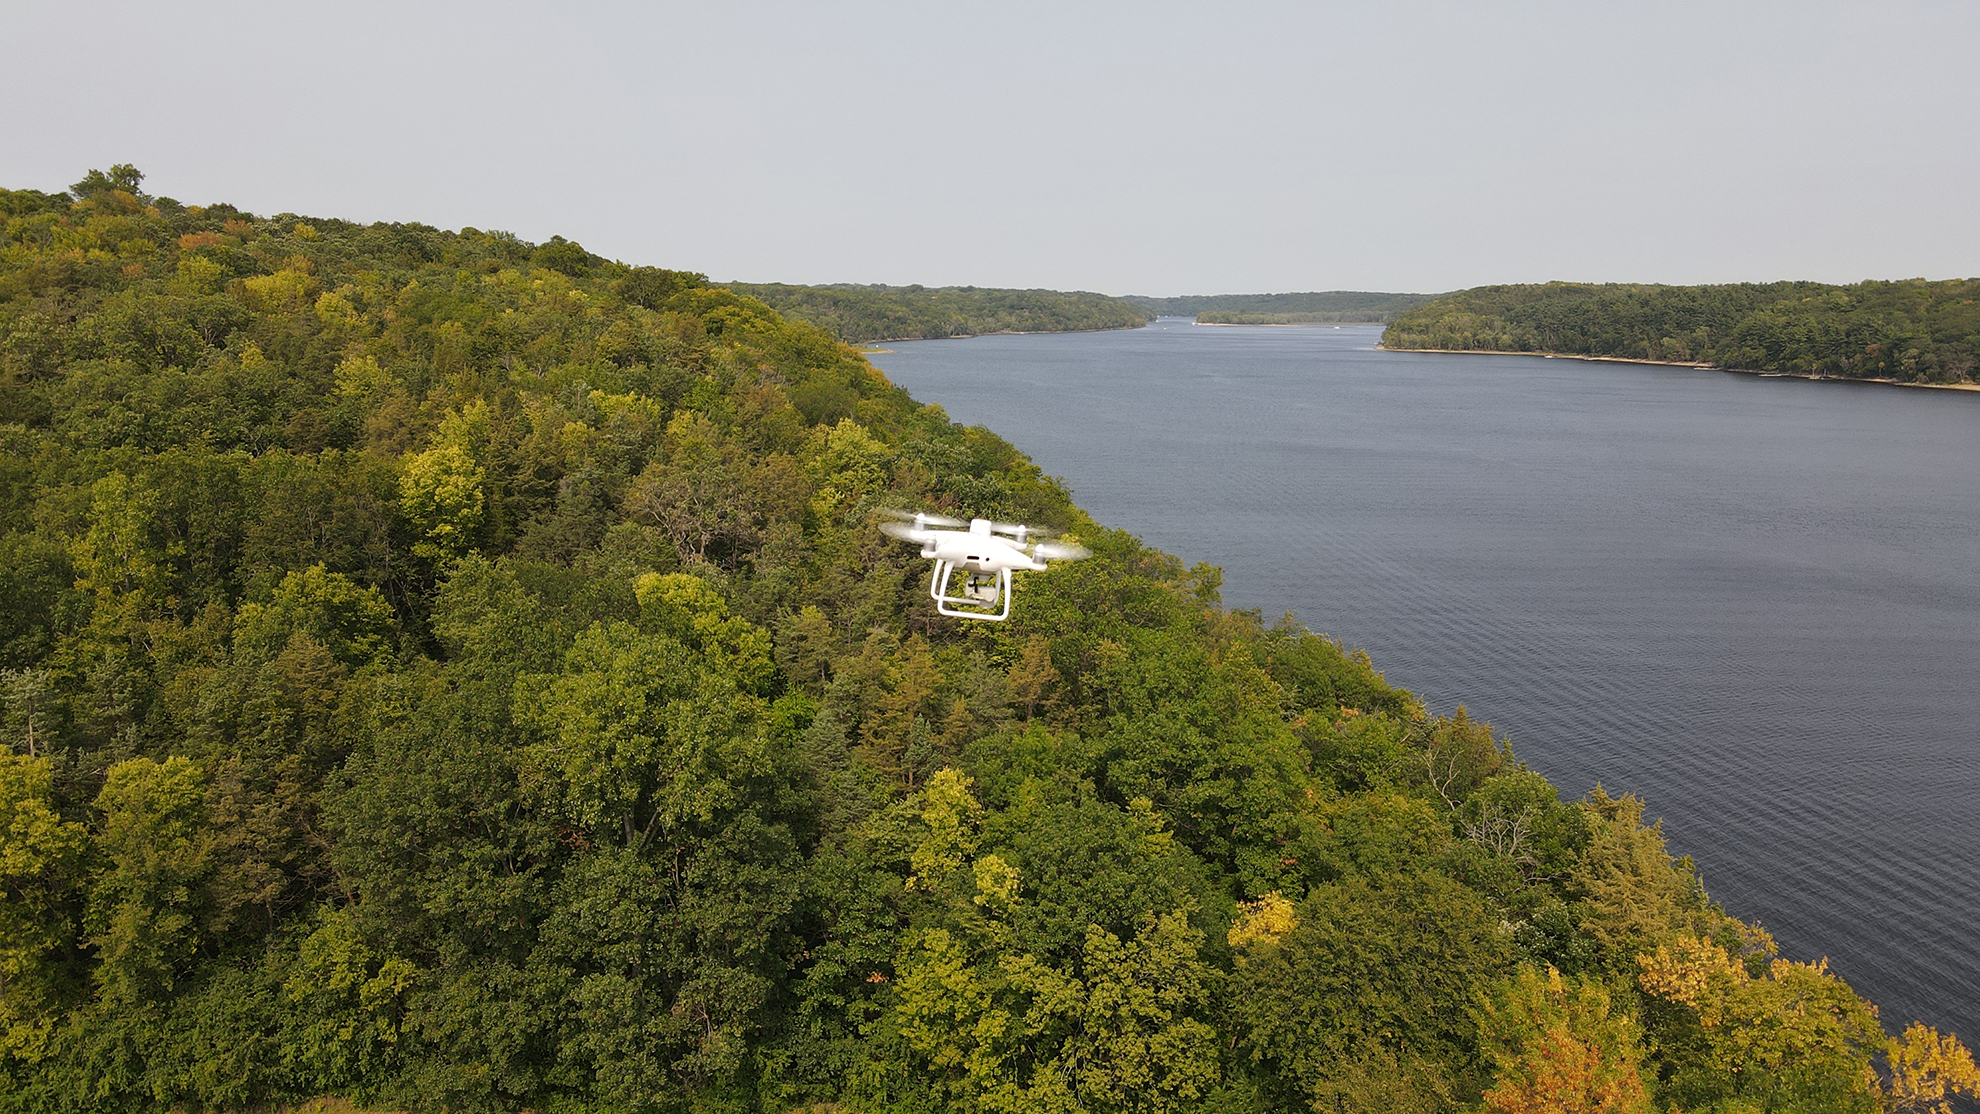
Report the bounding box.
[723,281,1152,342]
[1381,345,1980,393]
[1380,279,1980,388]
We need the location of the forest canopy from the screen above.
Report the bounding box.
[1125,291,1436,324]
[722,282,1152,343]
[1194,312,1388,325]
[1,167,1976,1114]
[1381,280,1980,384]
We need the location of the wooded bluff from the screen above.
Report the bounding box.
[723,283,1152,344]
[1,168,1975,1113]
[1122,291,1436,324]
[1381,280,1980,384]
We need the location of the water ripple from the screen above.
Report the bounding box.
[872,321,1980,1040]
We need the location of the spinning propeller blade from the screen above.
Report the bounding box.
[876,507,967,529]
[1031,540,1091,562]
[987,519,1061,539]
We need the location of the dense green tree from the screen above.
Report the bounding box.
[1232,871,1518,1112]
[1571,787,1708,965]
[86,757,210,1009]
[0,753,86,1060]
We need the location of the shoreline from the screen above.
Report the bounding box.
[1379,346,1980,393]
[1193,320,1389,328]
[851,320,1155,345]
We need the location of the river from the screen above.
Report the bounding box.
[867,317,1980,1040]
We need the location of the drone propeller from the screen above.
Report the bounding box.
[877,509,1084,561]
[986,519,1061,540]
[1031,540,1092,562]
[876,507,968,529]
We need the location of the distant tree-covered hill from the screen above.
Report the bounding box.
[1,167,1973,1114]
[1193,311,1391,325]
[1123,290,1437,323]
[725,282,1152,342]
[1382,280,1980,384]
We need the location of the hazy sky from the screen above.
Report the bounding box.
[5,0,1976,294]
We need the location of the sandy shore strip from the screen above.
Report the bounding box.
[1380,346,1980,393]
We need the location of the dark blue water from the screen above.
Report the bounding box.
[869,318,1980,1040]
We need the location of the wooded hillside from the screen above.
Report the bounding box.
[1,168,1973,1113]
[1124,291,1435,324]
[1382,280,1980,384]
[724,282,1152,343]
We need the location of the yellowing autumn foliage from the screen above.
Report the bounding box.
[398,442,485,557]
[1478,965,1653,1114]
[1227,891,1297,952]
[1886,1021,1980,1114]
[906,768,982,888]
[1637,933,1731,1012]
[239,259,317,313]
[1637,934,1884,1109]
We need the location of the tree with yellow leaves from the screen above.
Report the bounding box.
[1636,934,1884,1111]
[1476,964,1654,1114]
[398,441,485,559]
[1226,891,1297,954]
[1885,1021,1980,1114]
[890,912,1218,1114]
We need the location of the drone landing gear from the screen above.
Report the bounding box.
[930,560,1012,621]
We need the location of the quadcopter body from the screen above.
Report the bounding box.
[879,511,1088,621]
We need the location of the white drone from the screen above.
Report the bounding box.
[879,510,1090,621]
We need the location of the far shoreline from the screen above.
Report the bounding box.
[852,320,1153,345]
[1379,346,1980,394]
[1192,320,1389,328]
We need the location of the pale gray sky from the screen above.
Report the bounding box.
[4,0,1975,294]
